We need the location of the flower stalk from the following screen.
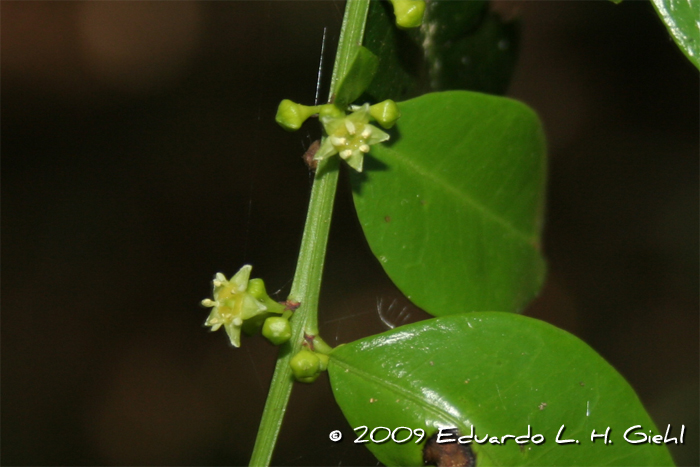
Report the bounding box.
[248,1,372,465]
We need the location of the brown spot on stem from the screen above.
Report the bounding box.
[303,140,320,170]
[303,332,315,349]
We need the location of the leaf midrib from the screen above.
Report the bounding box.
[330,356,499,466]
[376,144,537,246]
[330,357,464,427]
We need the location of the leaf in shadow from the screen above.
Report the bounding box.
[363,0,520,101]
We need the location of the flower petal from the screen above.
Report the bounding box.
[230,265,252,292]
[224,321,242,347]
[314,137,339,161]
[365,124,390,145]
[205,308,221,326]
[346,104,371,124]
[240,293,267,320]
[320,115,344,134]
[344,150,365,172]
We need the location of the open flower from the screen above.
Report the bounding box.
[315,104,390,172]
[201,265,267,347]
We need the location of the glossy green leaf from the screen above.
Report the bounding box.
[651,0,700,70]
[362,0,519,101]
[329,313,675,466]
[351,91,546,316]
[334,46,380,108]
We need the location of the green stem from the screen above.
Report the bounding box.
[248,2,370,466]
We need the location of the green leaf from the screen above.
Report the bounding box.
[333,46,379,108]
[351,91,546,316]
[329,313,675,466]
[424,11,519,95]
[422,0,488,42]
[362,0,423,101]
[362,0,519,101]
[651,0,700,70]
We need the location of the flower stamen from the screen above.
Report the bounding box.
[345,120,356,135]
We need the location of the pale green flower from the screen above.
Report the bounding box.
[201,265,267,347]
[315,104,390,172]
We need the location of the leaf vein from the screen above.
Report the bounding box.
[377,145,535,245]
[331,358,465,428]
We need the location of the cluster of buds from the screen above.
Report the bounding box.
[289,335,333,383]
[275,100,400,172]
[201,265,291,347]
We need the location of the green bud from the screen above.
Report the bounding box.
[247,278,285,315]
[275,100,320,131]
[370,100,401,129]
[245,277,266,300]
[290,349,322,383]
[262,317,292,345]
[389,0,426,28]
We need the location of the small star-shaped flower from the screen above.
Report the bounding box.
[201,265,267,347]
[314,104,390,172]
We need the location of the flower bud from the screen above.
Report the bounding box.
[247,278,286,315]
[370,100,401,129]
[389,0,425,28]
[275,100,320,131]
[262,317,292,345]
[290,349,322,383]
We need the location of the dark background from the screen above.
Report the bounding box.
[3,1,698,465]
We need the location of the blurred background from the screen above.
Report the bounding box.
[3,1,697,465]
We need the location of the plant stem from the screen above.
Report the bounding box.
[248,2,370,466]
